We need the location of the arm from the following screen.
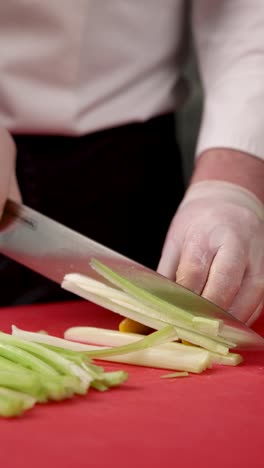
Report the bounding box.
[158,1,264,325]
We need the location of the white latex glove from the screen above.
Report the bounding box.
[0,128,21,219]
[157,181,264,326]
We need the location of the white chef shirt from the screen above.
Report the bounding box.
[0,0,264,160]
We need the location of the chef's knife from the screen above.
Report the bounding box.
[0,199,263,350]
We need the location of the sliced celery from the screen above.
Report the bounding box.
[160,372,189,379]
[0,388,36,412]
[175,327,230,355]
[62,275,179,332]
[209,352,244,366]
[0,342,58,377]
[0,371,47,402]
[0,332,91,391]
[13,324,177,359]
[0,393,25,418]
[192,316,223,336]
[89,260,195,326]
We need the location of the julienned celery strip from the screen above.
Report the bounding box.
[0,371,47,402]
[0,332,91,390]
[62,275,179,333]
[0,328,129,418]
[89,260,195,325]
[174,327,230,356]
[0,342,59,377]
[0,388,36,412]
[62,274,235,355]
[13,324,177,359]
[160,372,189,379]
[192,316,223,336]
[62,269,237,354]
[0,392,27,418]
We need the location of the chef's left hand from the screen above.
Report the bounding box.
[157,180,264,326]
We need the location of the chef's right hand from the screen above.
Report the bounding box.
[0,128,21,220]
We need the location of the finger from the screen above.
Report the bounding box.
[246,300,264,327]
[228,270,264,324]
[157,237,182,280]
[201,242,247,311]
[175,229,216,295]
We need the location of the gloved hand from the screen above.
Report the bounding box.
[0,128,21,219]
[157,180,264,326]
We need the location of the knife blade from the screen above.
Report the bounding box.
[0,199,263,350]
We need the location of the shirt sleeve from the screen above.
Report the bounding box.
[192,0,264,161]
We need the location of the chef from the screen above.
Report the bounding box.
[0,1,263,326]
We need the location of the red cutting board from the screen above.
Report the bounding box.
[0,300,264,468]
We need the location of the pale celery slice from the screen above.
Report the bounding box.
[13,324,177,359]
[0,342,59,377]
[65,344,209,373]
[0,371,46,401]
[62,274,183,332]
[64,327,210,373]
[209,352,244,366]
[0,393,25,417]
[0,388,36,412]
[192,316,223,336]
[89,260,195,326]
[174,327,230,355]
[160,372,189,379]
[62,274,235,355]
[0,332,91,391]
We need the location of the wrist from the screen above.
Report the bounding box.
[191,148,264,204]
[183,180,264,222]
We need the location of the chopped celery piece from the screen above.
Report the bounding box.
[13,324,177,359]
[12,325,100,352]
[71,344,209,373]
[76,260,194,326]
[0,393,26,418]
[0,332,91,390]
[192,316,223,336]
[175,327,230,355]
[0,388,36,412]
[0,342,58,377]
[160,372,189,379]
[209,352,243,366]
[75,325,177,359]
[64,327,210,373]
[0,371,47,402]
[100,371,129,387]
[62,275,180,332]
[13,325,177,358]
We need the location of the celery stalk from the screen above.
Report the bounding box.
[160,372,189,379]
[61,276,178,332]
[12,324,178,359]
[0,388,36,412]
[0,393,26,418]
[0,333,91,391]
[0,371,47,402]
[0,342,59,377]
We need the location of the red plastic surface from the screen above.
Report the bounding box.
[0,300,264,468]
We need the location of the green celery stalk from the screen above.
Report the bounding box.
[0,333,91,391]
[0,393,25,418]
[0,343,59,377]
[12,324,178,360]
[0,388,36,412]
[0,371,47,402]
